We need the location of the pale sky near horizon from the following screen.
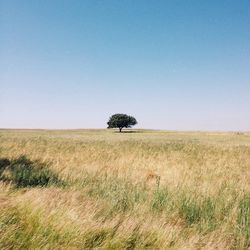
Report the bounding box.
[1,0,250,131]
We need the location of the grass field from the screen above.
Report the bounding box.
[0,129,249,249]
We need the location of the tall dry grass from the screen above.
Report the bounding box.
[0,129,249,249]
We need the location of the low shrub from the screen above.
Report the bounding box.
[0,155,64,188]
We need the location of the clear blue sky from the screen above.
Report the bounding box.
[1,0,249,130]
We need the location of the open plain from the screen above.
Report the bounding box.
[0,129,249,249]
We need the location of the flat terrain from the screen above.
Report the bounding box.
[0,129,249,249]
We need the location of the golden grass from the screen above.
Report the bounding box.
[0,129,249,249]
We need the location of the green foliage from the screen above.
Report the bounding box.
[151,189,169,212]
[123,226,158,249]
[179,197,201,225]
[0,158,11,175]
[178,196,216,229]
[82,225,158,250]
[0,205,158,250]
[84,229,111,249]
[236,194,250,248]
[0,207,68,249]
[78,172,148,215]
[0,156,64,188]
[107,113,137,132]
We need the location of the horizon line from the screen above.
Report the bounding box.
[0,128,249,133]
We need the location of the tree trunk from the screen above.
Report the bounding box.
[119,127,122,133]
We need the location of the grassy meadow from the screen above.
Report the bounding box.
[0,129,249,249]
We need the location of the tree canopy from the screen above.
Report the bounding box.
[107,114,137,132]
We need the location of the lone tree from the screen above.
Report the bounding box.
[107,114,137,132]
